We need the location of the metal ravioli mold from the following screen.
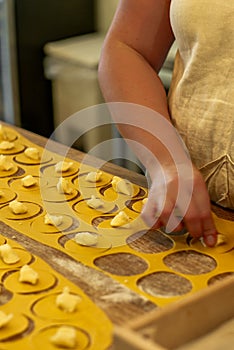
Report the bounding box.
[0,124,234,347]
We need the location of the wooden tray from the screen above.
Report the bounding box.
[113,275,234,349]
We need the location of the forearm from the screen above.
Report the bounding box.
[98,41,188,173]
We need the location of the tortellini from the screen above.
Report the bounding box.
[24,147,40,160]
[110,211,131,227]
[0,243,20,264]
[19,264,39,285]
[56,287,81,313]
[9,200,28,214]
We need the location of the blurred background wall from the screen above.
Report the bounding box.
[0,0,176,169]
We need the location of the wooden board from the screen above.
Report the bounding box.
[113,276,234,349]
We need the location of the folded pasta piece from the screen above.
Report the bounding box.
[44,214,63,226]
[56,287,81,313]
[74,232,98,246]
[50,326,77,349]
[87,195,104,209]
[110,211,131,227]
[9,200,28,214]
[0,243,20,264]
[57,177,73,195]
[0,190,4,197]
[0,141,15,150]
[55,161,73,173]
[21,174,38,187]
[19,264,39,285]
[215,233,227,246]
[24,147,40,160]
[0,311,13,328]
[111,176,132,196]
[85,170,102,182]
[0,155,13,171]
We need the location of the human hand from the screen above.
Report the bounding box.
[141,163,218,247]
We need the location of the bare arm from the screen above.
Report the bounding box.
[99,0,174,117]
[98,0,217,246]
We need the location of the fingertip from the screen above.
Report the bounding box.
[204,233,217,247]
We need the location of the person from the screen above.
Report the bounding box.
[98,0,234,247]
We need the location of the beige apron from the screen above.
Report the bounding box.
[168,0,234,208]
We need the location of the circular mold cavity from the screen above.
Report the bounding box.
[0,164,19,178]
[127,229,174,254]
[30,214,77,234]
[94,252,148,276]
[137,271,192,297]
[208,272,234,286]
[0,284,13,305]
[163,250,217,275]
[1,201,43,221]
[0,142,25,155]
[0,248,33,270]
[188,233,234,254]
[92,211,134,229]
[127,197,147,213]
[0,128,18,142]
[14,150,52,166]
[74,171,112,189]
[4,268,57,294]
[41,185,80,203]
[91,215,115,228]
[9,176,47,192]
[0,188,17,205]
[32,324,90,350]
[100,182,141,201]
[41,161,79,178]
[0,236,7,245]
[73,198,117,216]
[60,232,112,252]
[31,291,82,321]
[0,313,33,342]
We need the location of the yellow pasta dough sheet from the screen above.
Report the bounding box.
[0,237,112,350]
[0,124,234,349]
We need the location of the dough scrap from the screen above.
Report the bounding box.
[56,287,81,313]
[21,175,38,188]
[24,147,40,160]
[216,234,227,246]
[0,243,20,264]
[110,211,131,227]
[87,195,104,209]
[9,200,28,214]
[85,170,102,182]
[50,326,77,349]
[19,264,39,285]
[0,141,15,150]
[142,198,148,205]
[74,232,98,246]
[0,155,13,171]
[57,177,73,194]
[55,161,73,173]
[111,176,132,196]
[44,214,63,226]
[0,311,13,328]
